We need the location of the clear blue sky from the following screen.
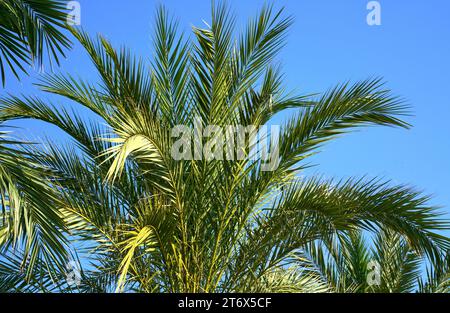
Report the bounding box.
[3,0,450,219]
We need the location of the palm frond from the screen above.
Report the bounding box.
[0,0,71,85]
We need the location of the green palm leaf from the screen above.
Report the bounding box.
[0,0,71,85]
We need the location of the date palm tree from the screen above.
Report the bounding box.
[0,0,71,86]
[0,3,448,292]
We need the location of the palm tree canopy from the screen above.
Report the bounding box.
[0,2,448,293]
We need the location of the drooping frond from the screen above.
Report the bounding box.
[0,131,68,281]
[0,0,71,85]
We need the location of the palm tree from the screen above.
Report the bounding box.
[0,3,448,293]
[0,0,71,86]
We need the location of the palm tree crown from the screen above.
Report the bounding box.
[0,3,448,293]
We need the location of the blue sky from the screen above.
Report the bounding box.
[3,0,450,219]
